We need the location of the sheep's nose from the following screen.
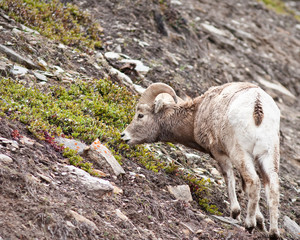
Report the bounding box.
[121,133,125,138]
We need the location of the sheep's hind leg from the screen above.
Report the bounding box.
[233,152,261,233]
[259,158,280,239]
[256,208,266,232]
[213,152,241,220]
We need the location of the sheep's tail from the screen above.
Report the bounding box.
[253,94,264,126]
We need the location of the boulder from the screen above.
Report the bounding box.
[55,137,87,155]
[85,138,125,176]
[167,185,193,202]
[63,165,114,197]
[0,154,13,164]
[283,216,300,239]
[68,210,98,230]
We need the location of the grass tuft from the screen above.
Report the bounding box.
[0,0,103,51]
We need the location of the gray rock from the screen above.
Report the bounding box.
[68,210,98,230]
[33,71,47,81]
[0,137,19,149]
[55,137,87,155]
[120,59,150,75]
[0,61,9,76]
[109,67,133,85]
[256,75,296,100]
[212,215,241,228]
[0,154,13,164]
[104,52,121,60]
[86,139,125,176]
[10,65,28,75]
[133,84,146,94]
[115,209,129,221]
[20,136,35,146]
[64,165,114,197]
[171,0,182,5]
[283,216,300,239]
[201,22,227,36]
[20,24,40,35]
[167,185,193,202]
[0,44,40,69]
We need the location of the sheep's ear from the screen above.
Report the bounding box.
[154,99,165,113]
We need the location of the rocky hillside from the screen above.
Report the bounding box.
[0,0,299,239]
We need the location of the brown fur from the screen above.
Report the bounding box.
[122,82,281,239]
[253,95,264,126]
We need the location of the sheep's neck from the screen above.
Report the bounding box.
[157,102,206,152]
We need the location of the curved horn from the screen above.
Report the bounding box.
[138,83,177,105]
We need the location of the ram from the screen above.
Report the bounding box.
[121,82,280,239]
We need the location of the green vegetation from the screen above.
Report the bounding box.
[0,0,220,214]
[259,0,300,21]
[0,77,220,213]
[0,77,163,172]
[164,160,221,215]
[0,0,103,51]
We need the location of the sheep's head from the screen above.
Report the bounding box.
[121,83,177,145]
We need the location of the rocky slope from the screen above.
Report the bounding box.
[0,0,299,239]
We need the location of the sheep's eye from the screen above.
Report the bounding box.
[138,114,144,119]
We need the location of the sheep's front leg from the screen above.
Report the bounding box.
[213,152,241,220]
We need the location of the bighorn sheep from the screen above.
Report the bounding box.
[121,82,280,239]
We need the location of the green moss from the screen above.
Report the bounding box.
[0,0,103,51]
[258,0,300,21]
[0,77,219,213]
[164,160,221,215]
[0,77,164,172]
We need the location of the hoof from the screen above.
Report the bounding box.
[231,208,241,220]
[256,217,267,232]
[269,229,280,240]
[245,226,255,234]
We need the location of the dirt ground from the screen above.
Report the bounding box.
[0,0,300,239]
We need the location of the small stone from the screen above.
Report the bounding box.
[114,44,122,53]
[120,59,150,75]
[185,153,201,160]
[66,221,75,228]
[171,0,182,5]
[0,154,13,164]
[212,215,240,228]
[113,185,123,195]
[133,84,146,94]
[58,43,67,49]
[53,65,64,74]
[20,136,35,146]
[104,52,120,60]
[20,24,40,35]
[0,61,9,76]
[210,168,221,177]
[167,185,193,202]
[92,169,109,177]
[204,218,214,224]
[201,23,227,36]
[36,173,52,183]
[38,59,47,67]
[10,65,28,75]
[115,209,128,221]
[12,28,22,35]
[69,210,98,230]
